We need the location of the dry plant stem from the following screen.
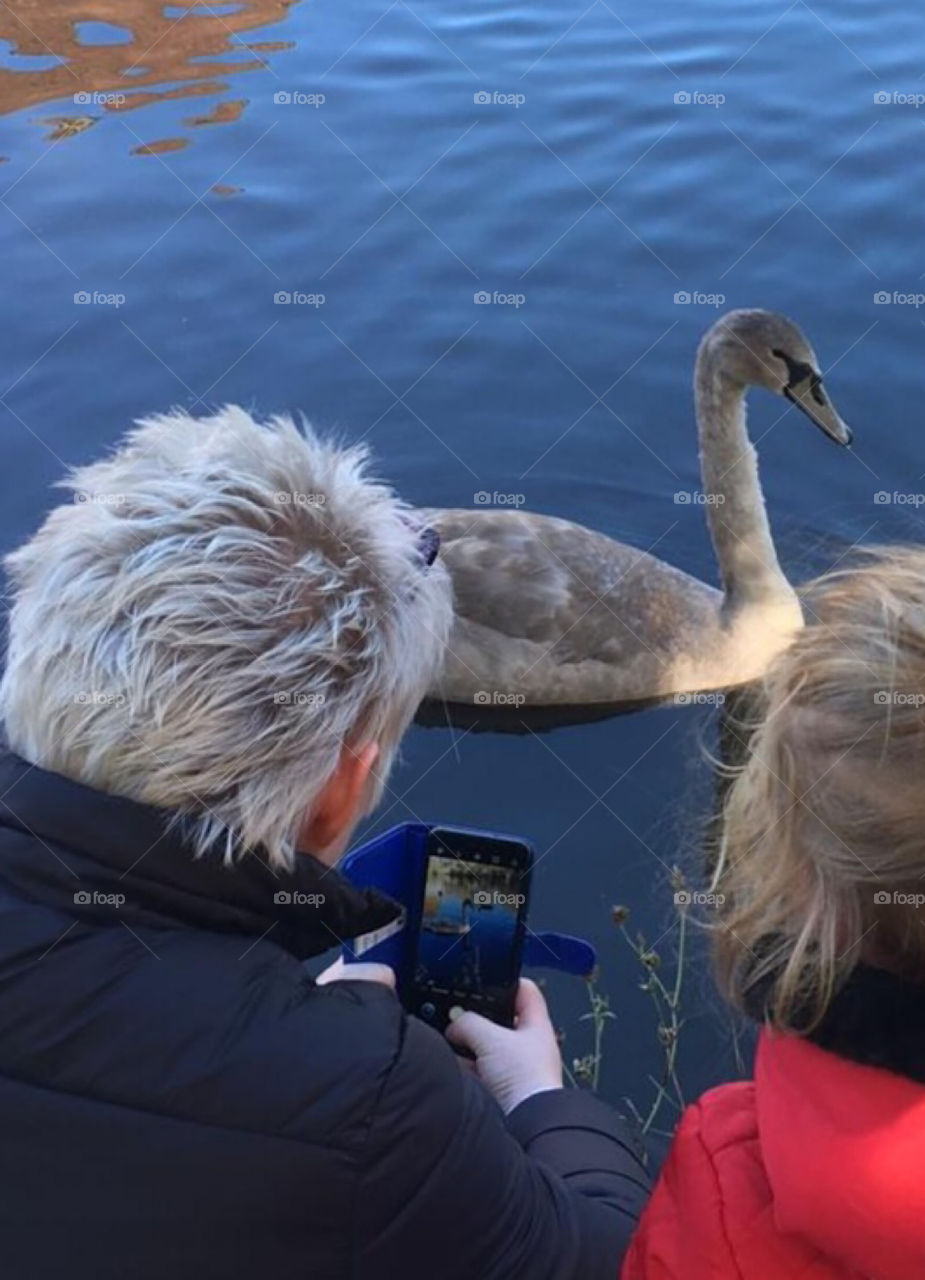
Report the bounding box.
[579,980,615,1094]
[618,902,688,1134]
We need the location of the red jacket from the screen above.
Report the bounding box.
[622,1028,925,1279]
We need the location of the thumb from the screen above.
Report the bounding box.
[512,977,550,1028]
[445,1005,504,1057]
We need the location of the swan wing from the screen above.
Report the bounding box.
[422,509,722,705]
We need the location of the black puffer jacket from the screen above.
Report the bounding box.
[0,750,649,1280]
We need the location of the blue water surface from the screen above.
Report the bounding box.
[2,0,924,1113]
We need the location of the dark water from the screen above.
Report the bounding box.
[3,0,925,1116]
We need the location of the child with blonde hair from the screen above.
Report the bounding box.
[624,547,925,1280]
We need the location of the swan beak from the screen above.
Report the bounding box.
[784,382,853,447]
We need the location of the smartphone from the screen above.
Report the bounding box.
[404,826,532,1032]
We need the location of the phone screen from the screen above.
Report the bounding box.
[408,831,531,1030]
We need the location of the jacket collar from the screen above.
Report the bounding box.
[804,962,925,1082]
[747,957,925,1083]
[0,750,400,960]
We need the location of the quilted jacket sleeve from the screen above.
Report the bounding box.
[355,1011,651,1280]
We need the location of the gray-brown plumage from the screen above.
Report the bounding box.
[425,310,853,708]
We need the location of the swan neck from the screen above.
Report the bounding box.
[695,351,792,608]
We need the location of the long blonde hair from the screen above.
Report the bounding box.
[713,546,925,1031]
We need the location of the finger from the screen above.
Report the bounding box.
[512,978,551,1028]
[317,958,396,988]
[445,1006,504,1057]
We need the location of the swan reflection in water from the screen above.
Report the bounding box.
[0,0,297,162]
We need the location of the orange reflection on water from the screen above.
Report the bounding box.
[0,0,297,162]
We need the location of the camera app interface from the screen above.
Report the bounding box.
[414,854,524,1011]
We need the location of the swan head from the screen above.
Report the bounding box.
[702,309,853,447]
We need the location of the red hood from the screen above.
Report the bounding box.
[757,1030,925,1279]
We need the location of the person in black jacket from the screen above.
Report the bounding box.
[0,406,649,1280]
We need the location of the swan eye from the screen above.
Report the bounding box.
[810,376,827,407]
[772,348,818,394]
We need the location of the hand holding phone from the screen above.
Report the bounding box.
[445,978,564,1114]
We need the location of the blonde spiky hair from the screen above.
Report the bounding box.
[0,406,452,869]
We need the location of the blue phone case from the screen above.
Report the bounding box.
[339,821,596,978]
